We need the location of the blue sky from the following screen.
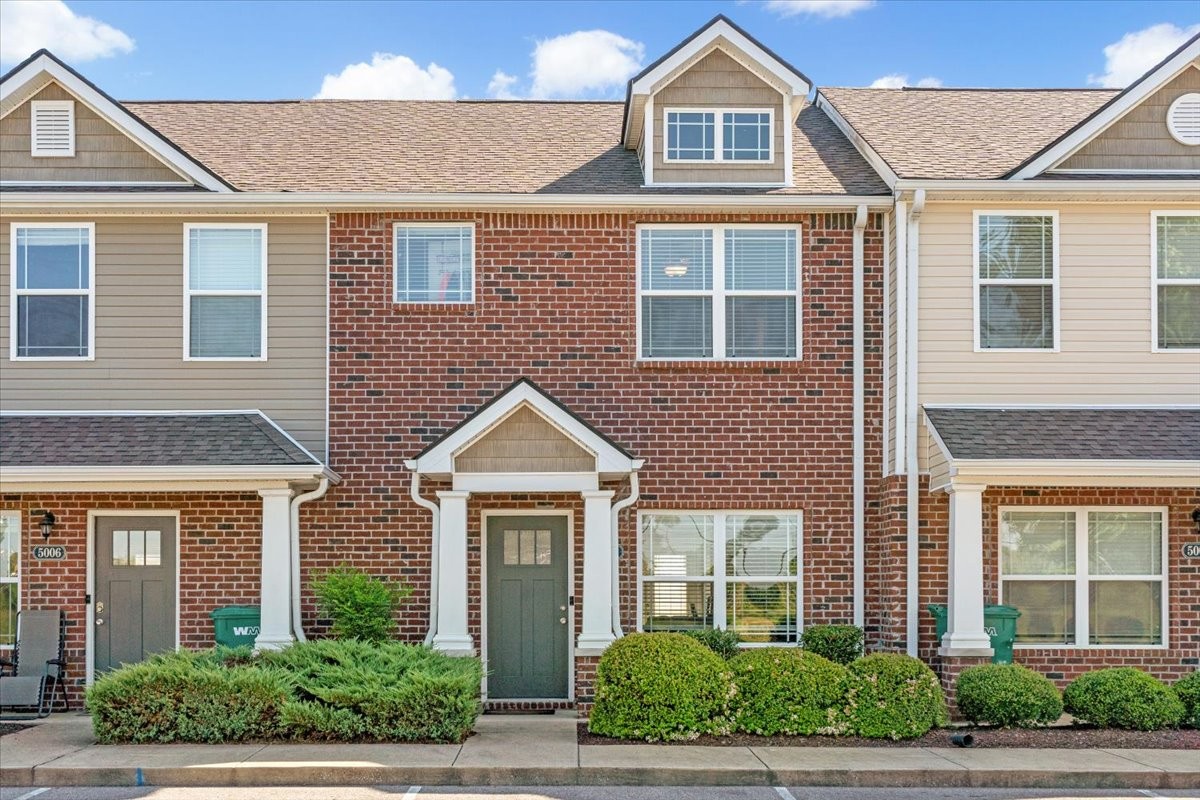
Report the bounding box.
[1,0,1198,101]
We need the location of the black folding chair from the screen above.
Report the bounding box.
[0,609,68,718]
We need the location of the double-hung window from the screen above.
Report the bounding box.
[1151,212,1199,351]
[638,225,800,360]
[1000,508,1166,647]
[394,223,474,303]
[975,212,1058,350]
[640,511,802,644]
[0,513,18,649]
[184,224,267,360]
[10,223,94,360]
[664,109,773,163]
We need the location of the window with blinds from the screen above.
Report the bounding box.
[184,225,266,360]
[394,224,474,303]
[975,213,1057,350]
[30,100,75,157]
[1152,213,1200,351]
[12,224,93,359]
[638,225,799,360]
[1000,508,1165,647]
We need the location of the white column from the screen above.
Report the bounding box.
[578,490,616,653]
[940,481,994,655]
[432,491,474,655]
[255,488,294,651]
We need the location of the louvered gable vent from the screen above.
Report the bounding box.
[30,99,75,157]
[1167,92,1200,146]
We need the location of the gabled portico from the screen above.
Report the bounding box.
[406,379,643,666]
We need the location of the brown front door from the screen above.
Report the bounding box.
[94,516,177,673]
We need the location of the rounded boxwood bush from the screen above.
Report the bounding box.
[589,632,732,741]
[1063,667,1185,730]
[729,648,849,735]
[955,664,1063,728]
[843,653,947,740]
[800,624,864,666]
[1172,671,1200,729]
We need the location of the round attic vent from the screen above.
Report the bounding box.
[1166,92,1200,146]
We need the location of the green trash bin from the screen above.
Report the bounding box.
[926,604,1021,664]
[210,605,261,648]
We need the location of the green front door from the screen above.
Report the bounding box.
[486,515,569,699]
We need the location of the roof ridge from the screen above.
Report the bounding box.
[123,98,626,106]
[820,86,1118,93]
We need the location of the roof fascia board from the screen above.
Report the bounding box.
[1009,42,1200,179]
[0,465,337,483]
[648,39,791,99]
[941,460,1200,491]
[892,178,1200,196]
[814,91,898,188]
[0,53,232,192]
[0,191,893,210]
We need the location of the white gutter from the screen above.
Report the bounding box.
[288,477,329,642]
[0,191,895,211]
[407,469,441,646]
[852,204,868,628]
[892,179,1200,194]
[904,188,926,657]
[893,200,908,476]
[610,471,640,637]
[0,464,336,483]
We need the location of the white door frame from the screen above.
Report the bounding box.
[479,508,575,702]
[85,509,181,685]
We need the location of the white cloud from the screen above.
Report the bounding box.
[0,0,134,65]
[763,0,875,19]
[870,74,943,88]
[529,30,644,99]
[487,69,519,99]
[1087,22,1200,88]
[315,53,457,99]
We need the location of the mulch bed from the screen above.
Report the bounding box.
[0,723,31,737]
[578,725,1200,749]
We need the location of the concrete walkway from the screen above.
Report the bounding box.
[2,714,1196,790]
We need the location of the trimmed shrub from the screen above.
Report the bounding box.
[1172,671,1200,729]
[312,565,412,642]
[86,639,481,744]
[1064,668,1185,730]
[955,664,1063,728]
[800,625,864,666]
[729,648,849,735]
[589,632,732,741]
[844,653,948,740]
[683,628,742,660]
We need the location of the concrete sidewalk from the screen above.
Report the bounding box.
[2,713,1196,790]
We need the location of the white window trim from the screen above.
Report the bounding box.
[999,505,1169,650]
[662,107,776,165]
[182,222,268,362]
[392,221,476,305]
[972,210,1061,353]
[1149,210,1200,354]
[9,221,96,362]
[636,222,803,361]
[30,100,75,158]
[636,510,804,647]
[0,511,18,650]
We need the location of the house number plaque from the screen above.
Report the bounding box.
[1184,543,1200,559]
[32,545,67,560]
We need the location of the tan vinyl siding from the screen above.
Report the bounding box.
[916,201,1200,466]
[1,82,190,184]
[1057,64,1200,172]
[652,48,785,185]
[0,215,327,459]
[455,405,595,473]
[927,423,950,490]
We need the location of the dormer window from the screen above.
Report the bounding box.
[664,108,774,163]
[30,100,75,157]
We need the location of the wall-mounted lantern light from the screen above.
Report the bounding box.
[40,511,56,541]
[1192,508,1200,534]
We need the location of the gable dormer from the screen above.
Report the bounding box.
[0,50,230,190]
[622,16,810,188]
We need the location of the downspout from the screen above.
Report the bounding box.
[408,469,441,646]
[905,188,926,657]
[852,205,868,628]
[610,471,640,637]
[289,477,329,642]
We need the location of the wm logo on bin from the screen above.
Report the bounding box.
[233,626,261,637]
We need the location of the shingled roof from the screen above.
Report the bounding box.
[122,99,889,195]
[924,407,1200,462]
[0,412,321,468]
[818,88,1119,180]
